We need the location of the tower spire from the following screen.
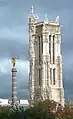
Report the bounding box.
[55,16,60,23]
[29,5,39,22]
[31,5,34,14]
[29,5,35,18]
[44,13,48,23]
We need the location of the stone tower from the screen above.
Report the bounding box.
[28,6,64,106]
[11,57,17,106]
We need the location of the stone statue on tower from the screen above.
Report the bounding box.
[11,57,16,67]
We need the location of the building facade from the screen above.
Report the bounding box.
[28,6,64,106]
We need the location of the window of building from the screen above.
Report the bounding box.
[38,36,40,63]
[50,68,52,85]
[39,69,41,85]
[53,35,55,64]
[49,35,51,54]
[53,68,55,85]
[47,62,49,79]
[41,35,43,54]
[49,35,51,63]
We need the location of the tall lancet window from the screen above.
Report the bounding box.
[39,69,41,85]
[50,68,52,85]
[53,35,55,64]
[47,62,49,79]
[38,36,40,64]
[53,68,55,85]
[49,35,51,63]
[41,35,43,54]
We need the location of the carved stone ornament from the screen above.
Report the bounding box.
[29,26,34,32]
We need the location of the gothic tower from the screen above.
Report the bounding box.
[28,6,64,106]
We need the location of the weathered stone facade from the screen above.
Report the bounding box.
[28,6,64,106]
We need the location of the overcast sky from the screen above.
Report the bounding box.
[0,0,73,100]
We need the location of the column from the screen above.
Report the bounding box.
[57,34,61,56]
[41,33,47,100]
[51,36,53,86]
[12,67,17,105]
[43,34,47,56]
[50,68,52,85]
[56,34,60,87]
[29,29,35,101]
[59,55,63,88]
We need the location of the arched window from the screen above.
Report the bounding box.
[49,35,51,63]
[53,35,55,64]
[38,35,43,63]
[53,68,55,85]
[38,36,40,60]
[47,62,49,79]
[39,69,41,85]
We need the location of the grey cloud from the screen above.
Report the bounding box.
[0,74,11,99]
[35,0,73,11]
[18,79,28,90]
[18,89,28,99]
[0,70,28,99]
[58,8,73,100]
[64,76,73,100]
[0,2,27,27]
[3,0,73,10]
[63,61,73,100]
[1,0,73,29]
[0,39,29,60]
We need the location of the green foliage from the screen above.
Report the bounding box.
[24,106,55,119]
[0,100,73,119]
